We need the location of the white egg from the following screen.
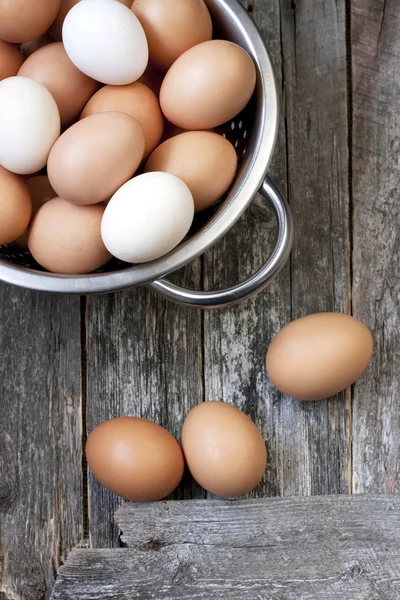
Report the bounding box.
[0,77,60,175]
[63,0,149,85]
[102,172,195,263]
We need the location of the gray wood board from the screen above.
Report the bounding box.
[0,287,83,600]
[203,0,350,500]
[351,0,400,492]
[85,261,205,549]
[51,496,400,599]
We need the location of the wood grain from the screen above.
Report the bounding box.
[351,0,400,493]
[203,0,351,499]
[51,496,400,600]
[85,262,205,549]
[0,286,82,600]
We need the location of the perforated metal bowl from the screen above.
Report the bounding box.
[0,0,293,309]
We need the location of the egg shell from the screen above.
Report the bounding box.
[0,166,32,245]
[160,40,256,130]
[0,77,60,175]
[28,197,111,274]
[81,82,163,159]
[48,112,145,206]
[86,417,184,502]
[19,42,98,127]
[131,0,212,71]
[0,0,61,44]
[49,0,134,40]
[182,401,267,498]
[101,172,194,263]
[145,131,237,212]
[62,0,148,85]
[0,41,24,81]
[14,176,57,249]
[266,313,374,401]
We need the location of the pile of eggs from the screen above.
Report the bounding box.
[86,312,374,503]
[0,0,256,274]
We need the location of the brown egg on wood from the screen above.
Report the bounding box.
[86,417,184,502]
[160,40,256,130]
[48,112,145,205]
[14,176,57,249]
[145,131,237,212]
[0,0,61,43]
[81,82,163,159]
[18,42,98,127]
[182,401,267,498]
[49,0,134,41]
[266,313,374,401]
[0,166,32,245]
[0,41,24,81]
[132,0,212,71]
[28,198,111,274]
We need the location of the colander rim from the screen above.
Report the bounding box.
[0,0,279,294]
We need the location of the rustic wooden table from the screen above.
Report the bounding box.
[1,1,399,599]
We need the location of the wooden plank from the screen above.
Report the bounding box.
[85,262,205,549]
[203,0,350,498]
[51,496,400,599]
[351,1,400,492]
[0,285,82,600]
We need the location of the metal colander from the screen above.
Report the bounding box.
[0,0,293,309]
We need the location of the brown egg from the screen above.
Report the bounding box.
[28,198,111,274]
[81,82,163,159]
[161,120,187,142]
[0,41,24,81]
[21,33,53,59]
[49,0,134,41]
[266,313,374,401]
[14,176,57,249]
[0,166,32,245]
[0,0,61,44]
[18,42,98,127]
[160,40,256,130]
[182,401,267,498]
[132,0,212,71]
[145,132,237,212]
[48,112,145,205]
[86,417,184,502]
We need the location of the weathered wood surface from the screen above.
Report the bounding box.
[51,496,400,600]
[0,287,82,600]
[204,0,350,500]
[351,0,400,493]
[85,261,205,549]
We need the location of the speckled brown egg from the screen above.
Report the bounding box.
[47,111,145,205]
[0,166,32,245]
[160,40,256,130]
[18,42,98,127]
[132,0,212,71]
[81,82,163,158]
[0,41,24,81]
[182,401,267,498]
[266,313,374,401]
[0,0,61,43]
[28,197,111,274]
[86,417,185,502]
[145,131,237,212]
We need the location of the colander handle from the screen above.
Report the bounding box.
[148,178,294,309]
